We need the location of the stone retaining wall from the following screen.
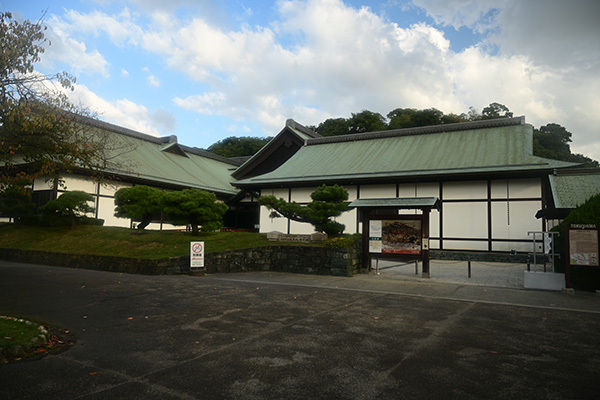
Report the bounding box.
[0,246,529,277]
[0,245,361,277]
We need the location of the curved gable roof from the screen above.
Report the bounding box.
[79,116,240,196]
[235,117,577,188]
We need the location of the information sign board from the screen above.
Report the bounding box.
[369,219,422,255]
[568,225,599,267]
[190,241,205,269]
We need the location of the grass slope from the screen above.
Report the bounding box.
[0,224,288,259]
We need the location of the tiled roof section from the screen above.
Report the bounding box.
[306,116,526,145]
[234,117,578,187]
[285,119,322,140]
[75,114,241,166]
[77,115,239,195]
[549,170,600,208]
[350,197,441,210]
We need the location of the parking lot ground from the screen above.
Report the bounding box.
[1,260,599,399]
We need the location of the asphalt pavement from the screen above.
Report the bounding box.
[1,260,599,399]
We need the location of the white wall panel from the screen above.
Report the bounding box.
[62,174,97,193]
[429,210,440,237]
[416,182,440,197]
[33,178,54,190]
[491,201,542,240]
[289,220,315,234]
[443,240,488,251]
[491,179,541,199]
[359,184,396,199]
[337,209,358,234]
[261,188,289,200]
[443,202,487,238]
[492,241,535,252]
[259,205,288,233]
[99,181,131,196]
[97,197,129,227]
[397,184,417,198]
[443,181,487,200]
[345,186,358,201]
[290,187,317,203]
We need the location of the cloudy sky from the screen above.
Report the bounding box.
[5,0,600,160]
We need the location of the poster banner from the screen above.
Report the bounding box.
[369,219,422,255]
[568,225,599,267]
[190,241,205,268]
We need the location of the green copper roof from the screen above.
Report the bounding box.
[235,117,576,187]
[350,197,441,210]
[549,172,600,208]
[85,118,239,195]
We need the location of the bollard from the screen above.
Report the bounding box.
[468,260,471,278]
[415,260,418,275]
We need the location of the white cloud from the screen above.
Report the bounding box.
[121,68,130,78]
[36,0,600,161]
[147,75,161,87]
[41,17,110,77]
[65,83,177,137]
[411,0,600,160]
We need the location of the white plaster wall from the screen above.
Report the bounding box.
[289,220,315,234]
[444,240,488,251]
[491,179,541,198]
[417,182,440,197]
[98,196,129,228]
[61,174,97,193]
[337,209,358,234]
[430,210,440,237]
[290,187,317,203]
[360,184,396,199]
[32,178,54,190]
[259,205,289,233]
[491,241,535,252]
[99,181,131,196]
[443,181,487,200]
[491,201,543,240]
[397,183,417,197]
[443,202,488,238]
[262,188,289,200]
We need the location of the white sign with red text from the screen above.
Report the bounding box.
[190,241,205,268]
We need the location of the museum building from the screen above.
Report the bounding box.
[8,114,599,255]
[234,116,584,253]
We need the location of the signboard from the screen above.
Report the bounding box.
[190,241,205,269]
[369,219,422,255]
[568,225,599,267]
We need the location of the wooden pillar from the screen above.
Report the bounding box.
[422,208,430,278]
[362,210,371,271]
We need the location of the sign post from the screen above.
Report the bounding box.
[190,241,205,269]
[565,224,599,288]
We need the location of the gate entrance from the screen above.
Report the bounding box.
[350,197,441,278]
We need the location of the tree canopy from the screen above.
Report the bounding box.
[206,136,271,157]
[114,185,165,230]
[309,102,598,167]
[0,12,121,193]
[162,189,228,235]
[258,184,350,236]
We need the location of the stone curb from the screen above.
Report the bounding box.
[0,316,49,362]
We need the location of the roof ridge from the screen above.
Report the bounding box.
[285,119,321,138]
[305,116,526,145]
[74,114,241,166]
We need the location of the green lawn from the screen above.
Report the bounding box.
[0,224,301,259]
